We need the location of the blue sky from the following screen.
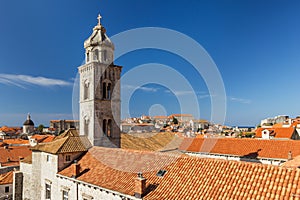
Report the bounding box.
[0,0,299,126]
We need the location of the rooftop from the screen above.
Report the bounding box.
[0,171,13,185]
[179,137,300,160]
[59,146,300,199]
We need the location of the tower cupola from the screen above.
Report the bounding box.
[84,14,114,64]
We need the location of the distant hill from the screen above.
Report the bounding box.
[121,132,183,152]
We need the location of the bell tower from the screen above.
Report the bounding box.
[78,14,122,147]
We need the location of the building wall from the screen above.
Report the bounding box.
[0,183,12,199]
[186,152,285,166]
[56,175,136,200]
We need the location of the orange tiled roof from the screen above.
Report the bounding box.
[179,138,300,159]
[169,114,193,117]
[3,139,29,145]
[59,147,300,199]
[31,136,91,154]
[0,171,13,185]
[31,135,55,143]
[0,146,31,166]
[282,155,300,168]
[256,127,296,138]
[153,116,168,119]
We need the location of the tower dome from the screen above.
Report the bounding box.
[84,14,114,64]
[23,113,34,126]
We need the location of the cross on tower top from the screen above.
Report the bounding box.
[97,14,102,26]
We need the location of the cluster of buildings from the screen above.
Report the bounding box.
[121,114,214,134]
[0,14,300,200]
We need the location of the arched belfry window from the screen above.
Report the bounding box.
[107,83,111,100]
[86,52,90,63]
[84,117,89,136]
[103,50,107,62]
[107,119,112,137]
[102,82,106,99]
[93,49,99,61]
[103,119,107,135]
[84,81,89,100]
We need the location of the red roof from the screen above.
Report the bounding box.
[179,138,300,159]
[3,139,29,145]
[59,146,300,199]
[0,171,13,185]
[0,146,31,166]
[256,127,297,138]
[31,135,55,143]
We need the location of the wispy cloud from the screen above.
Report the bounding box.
[165,90,195,96]
[229,97,251,104]
[122,85,158,92]
[0,74,72,88]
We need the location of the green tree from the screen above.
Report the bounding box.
[37,124,44,133]
[173,117,178,125]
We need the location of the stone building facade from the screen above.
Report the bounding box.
[49,120,79,134]
[78,14,122,148]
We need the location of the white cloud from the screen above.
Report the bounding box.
[0,74,72,88]
[122,85,158,92]
[229,97,251,104]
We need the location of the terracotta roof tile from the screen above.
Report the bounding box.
[0,146,31,166]
[31,136,91,154]
[179,138,300,159]
[58,147,300,199]
[256,127,296,139]
[31,135,55,143]
[0,171,13,185]
[3,139,29,145]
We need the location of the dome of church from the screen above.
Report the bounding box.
[84,14,114,50]
[23,114,34,126]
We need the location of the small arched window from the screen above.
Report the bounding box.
[103,119,107,135]
[86,52,90,63]
[107,83,111,100]
[84,118,89,136]
[102,82,106,99]
[93,49,99,60]
[84,81,89,100]
[107,119,112,137]
[103,50,107,61]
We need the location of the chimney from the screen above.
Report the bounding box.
[288,151,293,160]
[134,172,147,198]
[71,160,80,178]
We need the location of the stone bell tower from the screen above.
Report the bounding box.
[78,14,122,147]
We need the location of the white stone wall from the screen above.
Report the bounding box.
[186,152,285,166]
[0,183,12,199]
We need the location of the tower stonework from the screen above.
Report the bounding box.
[78,14,122,147]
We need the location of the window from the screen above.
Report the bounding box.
[63,190,68,200]
[102,82,106,99]
[84,81,89,100]
[107,119,112,137]
[103,50,107,61]
[86,52,90,62]
[65,155,71,162]
[107,83,111,100]
[156,169,167,177]
[5,186,9,193]
[47,155,50,162]
[93,49,99,61]
[45,183,51,199]
[103,119,107,135]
